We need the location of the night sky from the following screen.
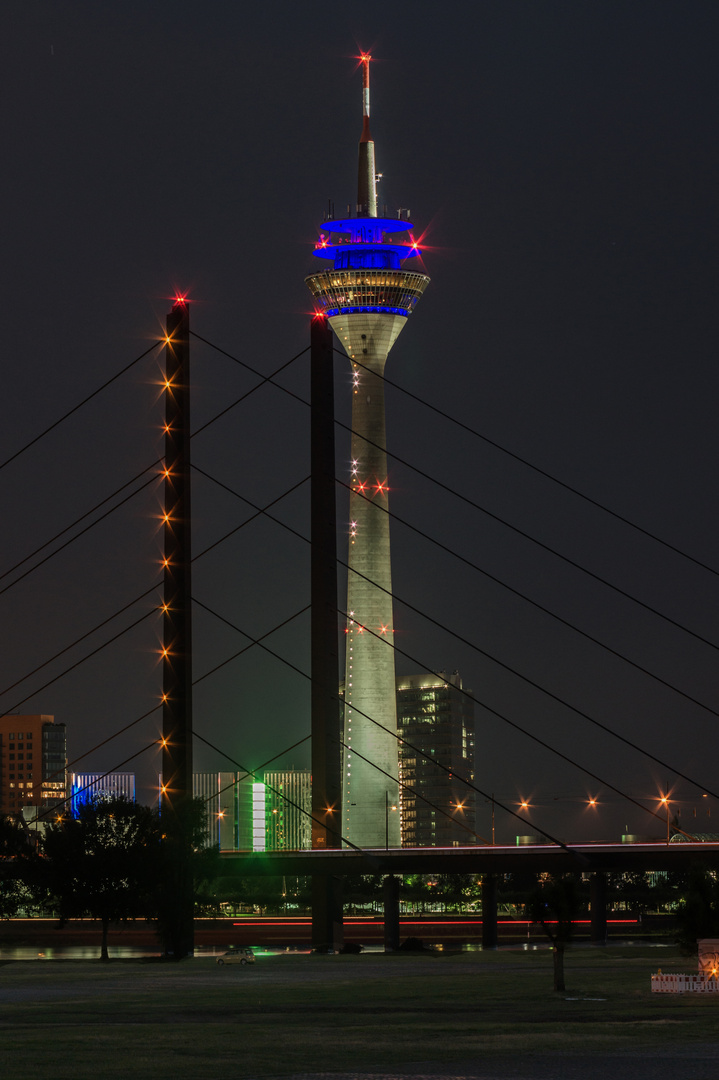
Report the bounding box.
[3,1,719,844]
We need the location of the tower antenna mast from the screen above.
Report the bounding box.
[357,54,377,217]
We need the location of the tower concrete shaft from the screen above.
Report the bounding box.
[306,56,429,848]
[336,312,405,847]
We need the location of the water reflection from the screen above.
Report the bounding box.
[1,945,162,960]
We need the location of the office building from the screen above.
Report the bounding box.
[71,772,135,815]
[160,771,258,851]
[396,672,476,847]
[192,771,240,850]
[0,714,67,816]
[264,770,312,851]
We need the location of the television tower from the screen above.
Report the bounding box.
[306,55,430,847]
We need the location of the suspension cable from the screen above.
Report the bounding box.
[193,463,717,791]
[0,342,162,473]
[191,332,718,646]
[340,347,719,580]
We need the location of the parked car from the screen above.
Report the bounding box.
[216,948,255,966]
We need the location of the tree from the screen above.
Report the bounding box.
[526,873,580,992]
[676,865,719,953]
[40,797,161,961]
[434,874,478,913]
[0,815,38,920]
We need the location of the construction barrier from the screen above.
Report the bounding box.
[651,973,719,993]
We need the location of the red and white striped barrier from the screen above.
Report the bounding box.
[651,973,719,993]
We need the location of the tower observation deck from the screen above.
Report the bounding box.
[306,56,430,848]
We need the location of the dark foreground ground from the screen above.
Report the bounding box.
[1,946,717,1080]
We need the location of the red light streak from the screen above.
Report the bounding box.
[229,917,640,928]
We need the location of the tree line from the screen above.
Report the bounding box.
[0,796,217,960]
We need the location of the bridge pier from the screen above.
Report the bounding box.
[590,872,608,944]
[312,875,344,953]
[383,875,400,952]
[481,874,498,950]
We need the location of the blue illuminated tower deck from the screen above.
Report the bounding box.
[306,56,430,848]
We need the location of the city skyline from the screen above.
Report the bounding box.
[3,4,719,844]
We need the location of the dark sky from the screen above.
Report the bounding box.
[3,1,719,843]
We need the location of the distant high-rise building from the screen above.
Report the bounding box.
[306,56,430,847]
[0,714,67,816]
[264,770,312,851]
[396,673,476,847]
[166,771,312,852]
[159,771,254,850]
[71,772,135,815]
[192,772,239,850]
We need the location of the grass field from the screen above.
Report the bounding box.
[1,945,717,1078]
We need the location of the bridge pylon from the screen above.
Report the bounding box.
[160,297,194,958]
[310,313,344,951]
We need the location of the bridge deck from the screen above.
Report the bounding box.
[219,841,719,875]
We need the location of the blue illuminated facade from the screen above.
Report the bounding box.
[308,216,428,318]
[71,772,135,815]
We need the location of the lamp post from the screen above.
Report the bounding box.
[660,793,671,844]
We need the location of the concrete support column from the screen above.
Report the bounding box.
[482,875,498,950]
[383,874,400,952]
[312,875,344,954]
[590,872,608,944]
